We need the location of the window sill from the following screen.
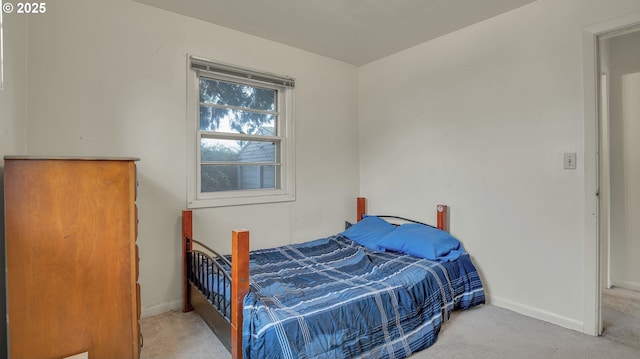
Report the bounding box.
[187,192,295,208]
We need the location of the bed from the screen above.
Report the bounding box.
[182,198,485,359]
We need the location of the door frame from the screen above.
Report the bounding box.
[582,11,640,337]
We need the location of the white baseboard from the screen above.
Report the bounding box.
[489,294,584,333]
[610,279,640,292]
[141,299,183,318]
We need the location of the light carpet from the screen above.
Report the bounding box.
[602,286,640,350]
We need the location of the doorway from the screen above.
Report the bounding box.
[597,25,640,349]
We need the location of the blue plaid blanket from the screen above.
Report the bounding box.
[241,235,484,358]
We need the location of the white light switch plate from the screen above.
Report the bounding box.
[563,153,577,169]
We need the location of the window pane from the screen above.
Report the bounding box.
[199,78,275,111]
[201,138,276,163]
[201,164,277,192]
[199,106,275,135]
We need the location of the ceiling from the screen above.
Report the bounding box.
[133,0,536,66]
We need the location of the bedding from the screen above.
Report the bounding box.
[221,234,486,359]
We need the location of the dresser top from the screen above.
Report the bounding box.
[4,156,140,161]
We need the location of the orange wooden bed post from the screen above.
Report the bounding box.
[231,229,250,359]
[182,210,194,312]
[437,205,448,232]
[357,197,367,222]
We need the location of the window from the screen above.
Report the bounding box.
[187,56,295,207]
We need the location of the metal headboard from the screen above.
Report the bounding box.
[345,215,436,229]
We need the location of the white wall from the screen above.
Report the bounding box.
[0,7,27,155]
[607,30,640,291]
[23,0,359,315]
[358,0,640,332]
[0,6,27,355]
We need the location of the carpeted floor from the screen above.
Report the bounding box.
[140,302,640,359]
[602,286,640,350]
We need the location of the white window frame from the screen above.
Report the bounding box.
[186,56,295,208]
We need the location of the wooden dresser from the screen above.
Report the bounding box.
[4,157,141,359]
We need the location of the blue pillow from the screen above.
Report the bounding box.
[339,216,395,251]
[377,223,463,262]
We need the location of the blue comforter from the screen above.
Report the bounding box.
[241,235,485,358]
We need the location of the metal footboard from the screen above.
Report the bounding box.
[186,237,233,320]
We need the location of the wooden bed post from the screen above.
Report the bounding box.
[231,229,250,359]
[182,210,194,312]
[357,197,367,222]
[437,205,448,232]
